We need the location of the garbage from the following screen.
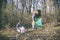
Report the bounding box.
[17,26,26,33]
[20,26,26,33]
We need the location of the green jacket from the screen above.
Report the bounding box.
[36,18,42,27]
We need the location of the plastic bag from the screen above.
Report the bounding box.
[17,26,26,33]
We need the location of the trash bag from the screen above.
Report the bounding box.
[20,26,26,33]
[17,26,26,33]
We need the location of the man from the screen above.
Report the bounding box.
[32,10,38,30]
[34,10,42,29]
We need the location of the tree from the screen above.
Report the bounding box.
[0,0,7,28]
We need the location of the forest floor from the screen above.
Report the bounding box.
[0,22,60,40]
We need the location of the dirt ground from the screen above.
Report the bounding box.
[0,23,60,40]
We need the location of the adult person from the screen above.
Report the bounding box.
[34,10,42,29]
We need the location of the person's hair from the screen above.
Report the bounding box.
[37,10,41,17]
[34,10,41,18]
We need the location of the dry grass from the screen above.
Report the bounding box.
[0,23,60,40]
